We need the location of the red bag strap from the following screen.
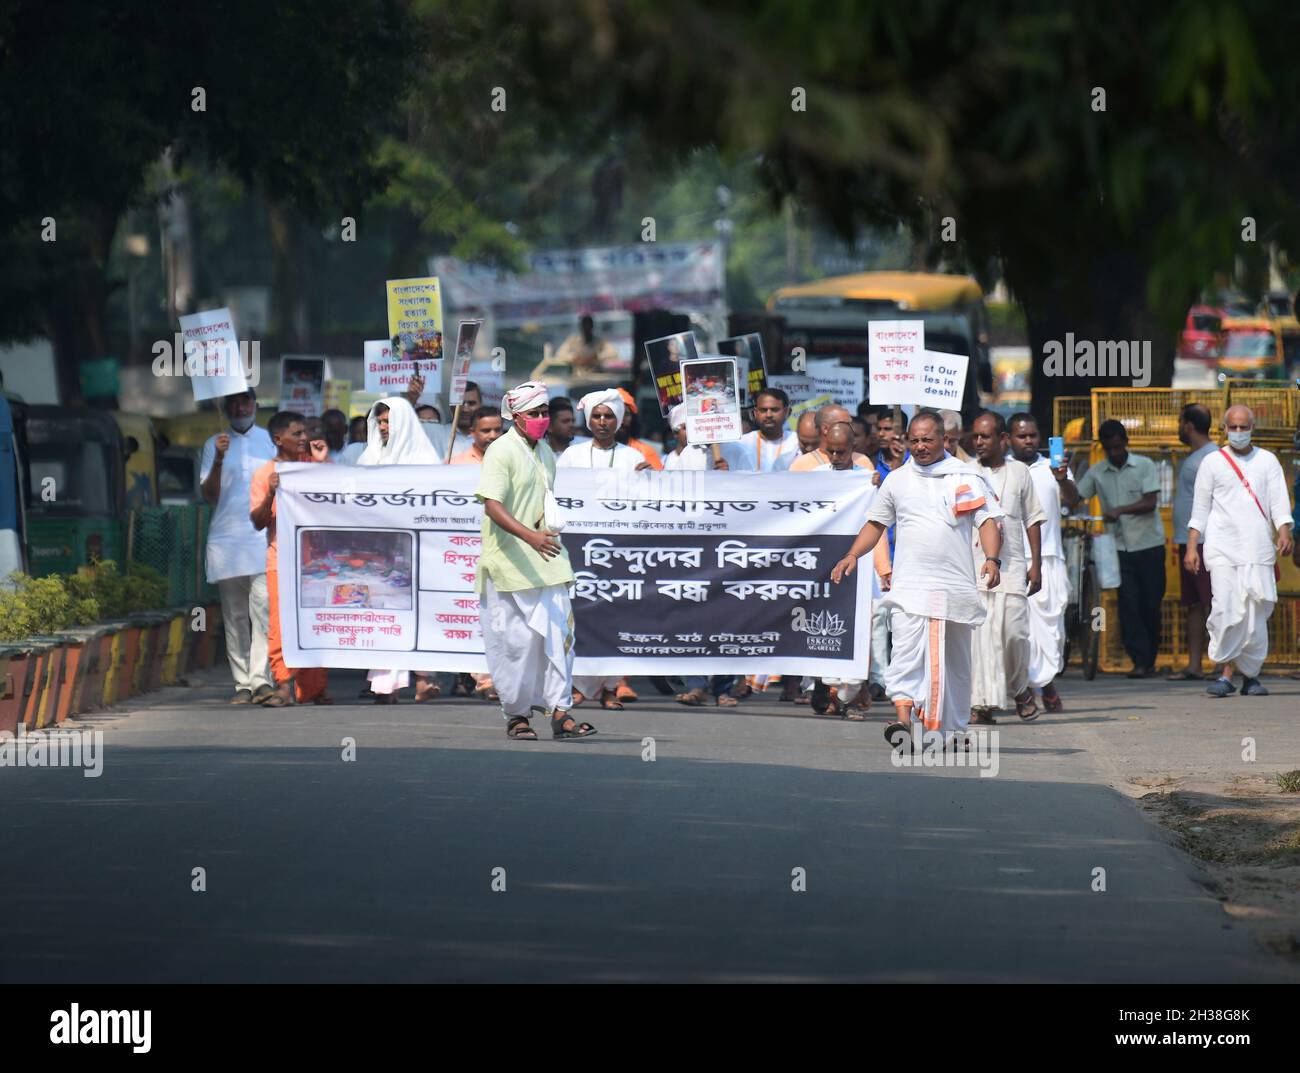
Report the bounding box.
[1217,447,1269,524]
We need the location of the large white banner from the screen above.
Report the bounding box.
[275,466,874,676]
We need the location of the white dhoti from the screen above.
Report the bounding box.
[1205,562,1276,677]
[971,590,1031,709]
[1027,556,1068,688]
[885,609,973,740]
[573,673,620,699]
[367,668,409,695]
[480,578,575,719]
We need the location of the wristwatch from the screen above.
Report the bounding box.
[985,556,1002,566]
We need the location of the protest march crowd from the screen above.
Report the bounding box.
[200,365,1299,747]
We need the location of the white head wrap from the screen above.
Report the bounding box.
[578,388,625,429]
[357,397,443,465]
[669,403,687,430]
[501,380,550,419]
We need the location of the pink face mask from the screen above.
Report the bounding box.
[520,415,550,440]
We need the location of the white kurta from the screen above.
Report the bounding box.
[200,425,276,581]
[1025,457,1067,687]
[720,429,800,472]
[971,459,1045,709]
[1188,446,1292,676]
[556,441,644,471]
[663,445,712,471]
[865,459,1002,737]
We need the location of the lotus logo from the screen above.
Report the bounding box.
[804,611,846,637]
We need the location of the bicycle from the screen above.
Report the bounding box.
[1060,514,1106,680]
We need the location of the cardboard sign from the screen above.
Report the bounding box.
[716,333,768,407]
[386,277,444,363]
[867,320,926,405]
[644,331,700,416]
[323,379,352,415]
[447,320,484,406]
[178,307,250,401]
[681,357,743,445]
[364,339,440,403]
[280,356,327,417]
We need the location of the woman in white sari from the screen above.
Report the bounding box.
[357,397,442,703]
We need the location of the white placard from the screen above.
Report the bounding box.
[681,356,743,444]
[447,320,484,406]
[178,307,250,401]
[867,319,926,405]
[916,349,968,410]
[364,339,441,404]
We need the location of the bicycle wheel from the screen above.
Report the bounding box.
[1081,564,1101,680]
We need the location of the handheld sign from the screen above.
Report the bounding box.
[644,331,700,416]
[177,307,250,401]
[867,320,926,406]
[279,356,327,417]
[716,332,768,407]
[447,319,484,406]
[681,356,743,445]
[386,277,444,363]
[364,339,440,404]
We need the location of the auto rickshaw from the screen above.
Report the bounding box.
[113,411,159,510]
[23,406,127,576]
[1218,316,1286,382]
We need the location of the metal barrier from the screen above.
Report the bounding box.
[1222,380,1299,446]
[128,505,216,607]
[1052,395,1092,446]
[1090,388,1225,444]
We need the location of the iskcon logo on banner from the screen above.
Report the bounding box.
[791,607,847,652]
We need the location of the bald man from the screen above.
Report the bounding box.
[789,404,872,472]
[795,411,820,454]
[1188,405,1294,697]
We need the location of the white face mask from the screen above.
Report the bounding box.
[230,413,255,433]
[1227,429,1252,450]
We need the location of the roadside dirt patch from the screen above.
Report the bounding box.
[1138,773,1300,961]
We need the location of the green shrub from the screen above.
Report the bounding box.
[0,573,97,642]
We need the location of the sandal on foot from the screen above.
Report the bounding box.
[506,716,537,740]
[884,721,911,748]
[715,694,739,708]
[261,692,291,708]
[970,709,997,725]
[676,690,707,706]
[551,711,597,740]
[1041,689,1063,713]
[1015,692,1038,721]
[600,690,624,710]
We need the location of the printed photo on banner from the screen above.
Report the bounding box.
[448,319,484,405]
[364,338,441,404]
[177,307,250,401]
[867,319,926,405]
[386,277,444,363]
[681,357,743,444]
[300,530,414,610]
[279,356,327,417]
[716,332,768,406]
[644,330,699,415]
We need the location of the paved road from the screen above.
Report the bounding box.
[2,670,1297,983]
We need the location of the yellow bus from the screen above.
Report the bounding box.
[767,271,992,416]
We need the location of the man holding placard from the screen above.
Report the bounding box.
[721,387,799,472]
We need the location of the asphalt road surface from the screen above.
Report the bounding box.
[2,669,1297,983]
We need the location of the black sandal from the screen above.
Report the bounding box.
[884,721,911,748]
[506,716,537,740]
[550,711,597,740]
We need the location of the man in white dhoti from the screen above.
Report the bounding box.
[969,411,1045,724]
[560,389,649,708]
[831,411,1003,746]
[1008,413,1067,712]
[1187,405,1294,698]
[477,381,595,740]
[356,396,443,703]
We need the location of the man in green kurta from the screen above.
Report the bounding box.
[475,381,596,741]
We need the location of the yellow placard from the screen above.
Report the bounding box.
[385,277,444,363]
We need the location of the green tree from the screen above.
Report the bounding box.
[0,0,416,401]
